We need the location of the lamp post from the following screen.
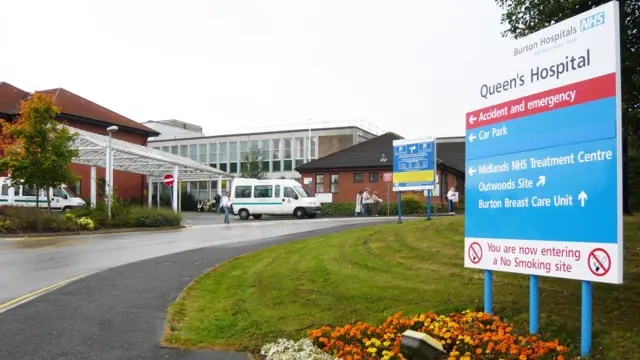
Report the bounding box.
[106,125,119,221]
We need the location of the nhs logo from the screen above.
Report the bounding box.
[580,11,605,31]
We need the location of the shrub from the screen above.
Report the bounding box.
[70,203,182,229]
[308,311,569,360]
[320,199,434,217]
[0,206,78,233]
[260,339,337,360]
[181,191,199,212]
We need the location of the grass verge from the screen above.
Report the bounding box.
[163,216,640,359]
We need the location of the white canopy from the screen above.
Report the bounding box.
[68,126,231,180]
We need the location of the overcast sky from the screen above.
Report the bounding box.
[1,0,507,138]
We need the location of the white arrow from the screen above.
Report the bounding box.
[578,191,588,207]
[468,133,477,143]
[468,167,476,176]
[468,115,477,124]
[536,176,546,187]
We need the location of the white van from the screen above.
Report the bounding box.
[230,178,322,220]
[0,177,86,211]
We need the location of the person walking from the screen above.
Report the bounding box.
[221,192,232,224]
[355,191,363,216]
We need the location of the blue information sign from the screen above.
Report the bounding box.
[464,2,622,285]
[392,137,436,191]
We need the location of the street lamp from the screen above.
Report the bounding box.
[106,125,118,221]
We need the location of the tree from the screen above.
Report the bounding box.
[239,148,267,179]
[0,93,80,212]
[495,0,640,213]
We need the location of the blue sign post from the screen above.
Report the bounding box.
[393,137,436,223]
[464,2,623,357]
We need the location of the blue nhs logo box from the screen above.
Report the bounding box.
[580,11,605,31]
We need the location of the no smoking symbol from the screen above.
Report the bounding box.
[588,248,611,277]
[468,242,482,264]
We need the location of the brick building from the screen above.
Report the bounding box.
[0,82,160,203]
[296,132,465,206]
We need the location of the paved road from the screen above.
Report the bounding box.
[0,216,396,305]
[0,219,396,360]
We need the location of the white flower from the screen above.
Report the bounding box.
[260,338,338,360]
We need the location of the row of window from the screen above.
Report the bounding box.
[234,184,308,199]
[314,172,381,194]
[152,137,318,173]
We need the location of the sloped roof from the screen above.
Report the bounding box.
[296,132,465,173]
[37,88,159,135]
[297,132,403,171]
[0,82,28,114]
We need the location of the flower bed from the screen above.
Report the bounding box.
[308,311,568,360]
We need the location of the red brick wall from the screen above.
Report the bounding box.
[299,167,464,206]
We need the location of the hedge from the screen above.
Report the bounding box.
[0,201,182,234]
[320,198,442,217]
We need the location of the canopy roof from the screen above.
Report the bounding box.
[69,126,231,180]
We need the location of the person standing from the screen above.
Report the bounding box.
[362,187,373,216]
[372,190,381,216]
[355,191,363,216]
[221,192,232,224]
[446,187,456,213]
[214,193,221,214]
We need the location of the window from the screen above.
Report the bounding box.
[97,178,107,196]
[272,139,281,172]
[250,140,259,151]
[369,172,379,183]
[240,141,248,161]
[235,185,252,198]
[353,172,363,183]
[171,145,178,155]
[1,183,8,196]
[284,139,292,171]
[283,186,297,199]
[219,142,227,162]
[230,142,238,163]
[284,139,292,159]
[254,185,273,198]
[310,137,317,159]
[330,174,339,193]
[180,145,188,157]
[189,144,197,161]
[199,144,208,163]
[22,185,38,196]
[315,174,324,193]
[261,140,270,172]
[69,181,81,196]
[161,146,169,152]
[53,187,66,198]
[294,186,310,197]
[275,185,281,197]
[230,163,238,173]
[295,138,305,159]
[209,143,217,166]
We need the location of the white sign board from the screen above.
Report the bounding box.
[315,193,333,203]
[464,2,623,284]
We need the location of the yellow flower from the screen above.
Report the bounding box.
[383,341,391,347]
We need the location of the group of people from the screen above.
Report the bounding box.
[196,192,233,224]
[355,187,382,216]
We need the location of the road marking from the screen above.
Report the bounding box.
[0,273,91,312]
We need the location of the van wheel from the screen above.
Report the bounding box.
[252,214,263,220]
[238,209,250,220]
[62,207,71,213]
[294,208,306,219]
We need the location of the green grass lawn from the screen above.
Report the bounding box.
[163,216,640,359]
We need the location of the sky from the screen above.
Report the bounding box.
[0,0,508,138]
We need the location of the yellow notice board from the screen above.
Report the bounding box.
[392,170,435,184]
